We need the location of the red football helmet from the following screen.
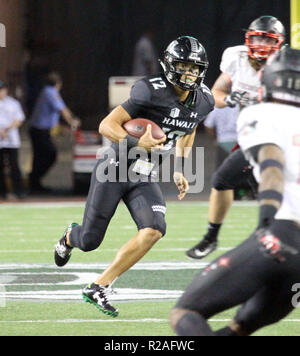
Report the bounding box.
[245,16,285,61]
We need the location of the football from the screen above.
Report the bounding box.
[123,118,165,140]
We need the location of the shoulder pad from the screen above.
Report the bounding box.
[200,83,215,108]
[144,75,169,91]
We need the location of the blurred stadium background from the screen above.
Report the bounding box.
[0,0,292,199]
[0,0,300,337]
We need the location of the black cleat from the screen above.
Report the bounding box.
[186,238,218,260]
[54,223,78,267]
[82,283,119,317]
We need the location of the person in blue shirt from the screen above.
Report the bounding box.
[29,72,80,193]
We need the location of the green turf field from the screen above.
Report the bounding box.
[0,201,299,336]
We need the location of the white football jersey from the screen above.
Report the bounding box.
[238,102,300,224]
[220,45,261,106]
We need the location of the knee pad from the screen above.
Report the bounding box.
[140,213,166,237]
[153,213,167,237]
[128,194,167,237]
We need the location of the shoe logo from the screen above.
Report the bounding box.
[194,248,210,257]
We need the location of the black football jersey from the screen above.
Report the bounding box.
[111,73,214,179]
[122,73,215,151]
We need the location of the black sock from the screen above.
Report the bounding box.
[204,222,222,242]
[215,326,237,336]
[175,312,214,336]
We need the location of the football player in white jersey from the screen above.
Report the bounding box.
[171,46,300,336]
[187,16,285,259]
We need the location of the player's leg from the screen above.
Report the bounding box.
[208,188,234,224]
[171,230,281,336]
[76,177,124,317]
[217,220,300,336]
[83,182,166,317]
[186,149,252,259]
[217,280,295,336]
[94,182,166,286]
[54,159,123,267]
[93,229,162,285]
[82,223,163,318]
[54,158,125,317]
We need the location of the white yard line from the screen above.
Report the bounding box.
[0,201,258,208]
[0,318,299,324]
[0,247,232,254]
[0,261,209,270]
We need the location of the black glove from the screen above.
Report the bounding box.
[224,91,247,107]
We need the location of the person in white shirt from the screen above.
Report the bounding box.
[0,81,25,200]
[186,16,285,259]
[171,46,300,337]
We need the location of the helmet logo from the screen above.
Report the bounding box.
[189,53,200,60]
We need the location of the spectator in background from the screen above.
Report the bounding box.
[132,30,159,76]
[204,106,239,167]
[29,72,80,194]
[0,81,26,200]
[24,51,50,117]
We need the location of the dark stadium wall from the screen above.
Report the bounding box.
[26,0,290,129]
[0,0,26,96]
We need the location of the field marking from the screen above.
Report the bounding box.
[0,288,184,301]
[0,318,300,324]
[0,201,258,208]
[0,261,209,270]
[0,318,168,324]
[0,247,232,253]
[0,261,209,302]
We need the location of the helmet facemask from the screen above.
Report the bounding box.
[162,56,208,91]
[245,31,284,61]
